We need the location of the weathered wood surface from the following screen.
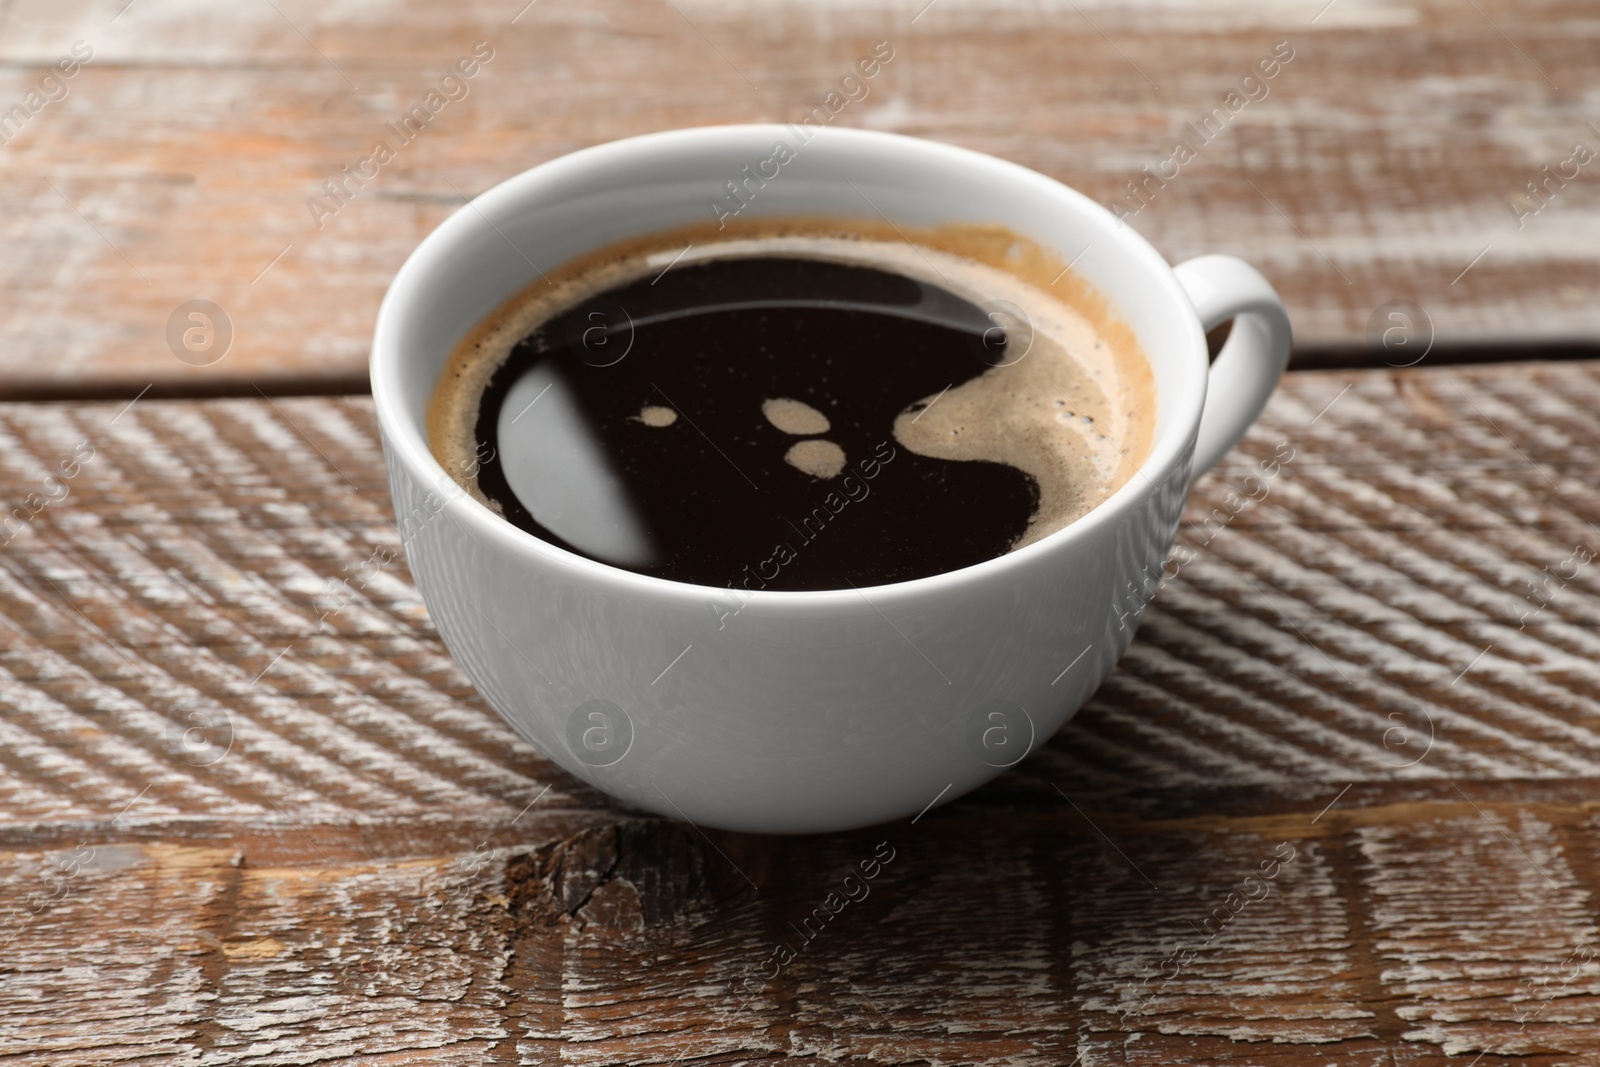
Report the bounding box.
[0,361,1597,1063]
[1,0,1598,395]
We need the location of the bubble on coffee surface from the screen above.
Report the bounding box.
[429,227,1154,590]
[785,439,846,479]
[635,404,677,427]
[763,397,830,435]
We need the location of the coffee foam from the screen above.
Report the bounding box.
[762,397,830,436]
[429,217,1156,554]
[785,439,847,478]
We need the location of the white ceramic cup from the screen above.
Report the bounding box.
[371,124,1291,834]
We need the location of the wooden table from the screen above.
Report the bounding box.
[2,2,1598,1064]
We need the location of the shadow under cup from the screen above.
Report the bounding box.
[371,125,1206,834]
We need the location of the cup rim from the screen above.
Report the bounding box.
[371,123,1207,608]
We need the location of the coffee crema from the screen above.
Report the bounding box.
[428,219,1155,591]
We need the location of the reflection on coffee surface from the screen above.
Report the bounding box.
[429,220,1155,591]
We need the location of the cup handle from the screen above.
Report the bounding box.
[1173,254,1293,477]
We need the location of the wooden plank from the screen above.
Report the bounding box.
[6,799,1600,1064]
[1,0,1597,394]
[0,361,1599,1062]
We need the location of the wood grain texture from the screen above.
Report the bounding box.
[1,0,1598,394]
[0,361,1597,1063]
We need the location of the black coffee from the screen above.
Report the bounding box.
[469,255,1039,590]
